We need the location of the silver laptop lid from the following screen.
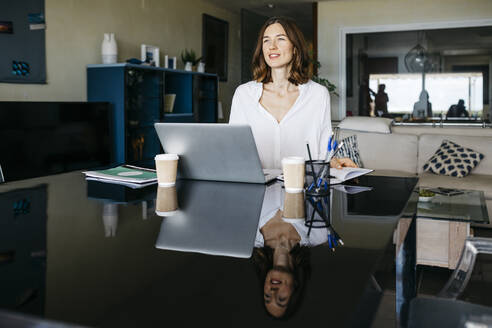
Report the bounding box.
[154,123,266,183]
[155,180,265,258]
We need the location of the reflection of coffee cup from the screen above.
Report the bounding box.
[155,154,179,187]
[282,157,305,193]
[283,191,305,220]
[156,186,178,217]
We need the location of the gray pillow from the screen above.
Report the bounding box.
[336,134,363,168]
[338,117,393,134]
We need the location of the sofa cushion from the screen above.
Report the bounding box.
[423,140,484,178]
[418,134,492,175]
[418,171,492,200]
[338,117,393,134]
[340,130,418,174]
[336,134,363,167]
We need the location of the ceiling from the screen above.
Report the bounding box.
[205,0,316,42]
[361,26,492,56]
[205,0,322,13]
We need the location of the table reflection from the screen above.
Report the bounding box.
[155,180,265,258]
[87,180,157,236]
[0,172,419,326]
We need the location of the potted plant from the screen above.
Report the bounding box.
[311,59,339,97]
[308,50,339,96]
[181,49,202,71]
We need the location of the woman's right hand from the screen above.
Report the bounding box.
[330,157,358,169]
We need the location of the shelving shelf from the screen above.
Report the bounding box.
[87,63,218,168]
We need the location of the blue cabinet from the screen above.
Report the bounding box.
[87,64,218,167]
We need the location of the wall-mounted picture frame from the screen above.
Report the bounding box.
[141,44,160,67]
[202,14,228,81]
[0,0,46,83]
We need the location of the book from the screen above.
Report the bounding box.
[83,165,157,188]
[329,167,373,184]
[85,177,156,189]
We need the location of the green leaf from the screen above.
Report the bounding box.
[309,55,338,96]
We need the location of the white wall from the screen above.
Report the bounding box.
[318,0,492,120]
[0,0,241,121]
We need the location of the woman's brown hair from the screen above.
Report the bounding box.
[252,17,311,85]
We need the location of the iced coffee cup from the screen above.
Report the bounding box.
[155,154,179,187]
[155,186,178,217]
[282,156,305,193]
[283,191,305,221]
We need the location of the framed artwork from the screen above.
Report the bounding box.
[0,0,46,83]
[202,14,228,81]
[141,44,160,67]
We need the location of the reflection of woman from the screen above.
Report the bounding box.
[229,17,355,170]
[253,210,311,318]
[252,183,329,318]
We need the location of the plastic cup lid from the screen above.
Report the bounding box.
[282,156,305,164]
[155,154,179,160]
[155,210,178,217]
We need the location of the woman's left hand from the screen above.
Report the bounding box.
[330,157,358,169]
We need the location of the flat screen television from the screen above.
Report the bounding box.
[0,102,114,182]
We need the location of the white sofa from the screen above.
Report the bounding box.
[338,124,492,222]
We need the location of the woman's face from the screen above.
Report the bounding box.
[262,23,294,69]
[264,268,294,317]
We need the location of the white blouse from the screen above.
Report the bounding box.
[254,183,329,248]
[229,80,332,169]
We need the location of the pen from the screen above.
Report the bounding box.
[330,141,344,161]
[313,133,336,189]
[325,133,337,162]
[317,140,344,187]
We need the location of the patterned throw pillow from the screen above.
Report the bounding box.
[423,140,484,178]
[335,134,363,168]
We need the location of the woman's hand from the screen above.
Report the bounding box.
[330,157,358,169]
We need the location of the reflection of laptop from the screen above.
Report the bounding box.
[155,180,265,258]
[154,123,280,184]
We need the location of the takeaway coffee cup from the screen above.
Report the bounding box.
[283,191,305,221]
[155,186,178,217]
[282,156,305,193]
[155,154,179,187]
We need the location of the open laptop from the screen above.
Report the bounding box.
[155,180,265,258]
[154,123,280,183]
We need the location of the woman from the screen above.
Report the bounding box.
[229,16,356,170]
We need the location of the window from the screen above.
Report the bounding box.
[369,73,483,115]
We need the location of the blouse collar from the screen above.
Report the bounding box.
[252,80,310,101]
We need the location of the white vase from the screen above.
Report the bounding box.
[197,62,205,73]
[184,61,192,71]
[102,33,117,64]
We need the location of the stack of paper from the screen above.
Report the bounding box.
[83,165,157,189]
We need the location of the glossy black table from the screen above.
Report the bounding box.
[0,172,418,327]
